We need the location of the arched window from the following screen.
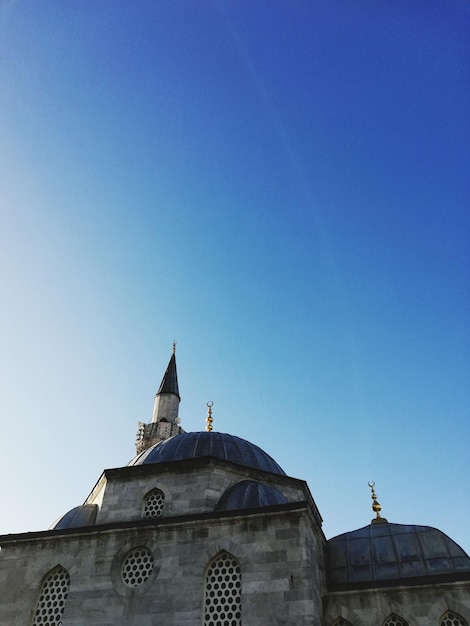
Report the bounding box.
[383,615,409,626]
[440,611,468,626]
[383,613,408,626]
[203,551,241,626]
[142,488,165,518]
[32,565,70,625]
[332,618,353,626]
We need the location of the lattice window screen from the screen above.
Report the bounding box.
[441,611,468,626]
[204,551,241,626]
[143,488,165,518]
[121,546,154,587]
[32,565,70,626]
[383,615,409,626]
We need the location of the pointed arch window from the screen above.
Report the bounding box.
[32,565,70,625]
[440,611,468,626]
[333,618,353,626]
[142,488,165,518]
[204,551,241,626]
[383,615,409,626]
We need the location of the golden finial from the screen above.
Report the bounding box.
[206,401,214,432]
[172,341,177,354]
[368,481,388,524]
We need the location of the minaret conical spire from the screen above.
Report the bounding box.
[135,344,185,454]
[151,343,180,423]
[155,342,180,400]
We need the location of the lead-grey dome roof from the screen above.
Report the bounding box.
[50,504,98,530]
[129,432,286,475]
[215,480,288,511]
[326,522,470,589]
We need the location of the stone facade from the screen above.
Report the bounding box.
[324,582,470,625]
[0,458,326,625]
[0,350,469,625]
[86,457,318,523]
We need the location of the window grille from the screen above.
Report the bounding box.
[143,488,165,518]
[204,551,241,626]
[383,615,408,626]
[32,565,70,625]
[121,546,154,587]
[440,611,468,626]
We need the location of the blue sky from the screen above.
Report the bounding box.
[0,1,469,551]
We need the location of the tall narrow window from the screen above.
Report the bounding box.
[440,611,468,626]
[383,615,409,626]
[204,551,241,626]
[142,488,165,518]
[32,565,70,625]
[333,618,353,626]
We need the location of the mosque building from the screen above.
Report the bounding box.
[0,347,469,625]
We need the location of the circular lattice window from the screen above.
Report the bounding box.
[32,566,70,625]
[384,615,408,626]
[121,547,154,587]
[441,611,468,626]
[204,551,241,626]
[143,488,165,518]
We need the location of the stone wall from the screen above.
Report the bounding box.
[0,507,324,626]
[90,458,312,525]
[324,581,470,625]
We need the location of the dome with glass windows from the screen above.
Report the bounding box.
[128,431,286,475]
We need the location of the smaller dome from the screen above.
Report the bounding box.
[326,522,470,588]
[215,481,288,511]
[50,504,98,530]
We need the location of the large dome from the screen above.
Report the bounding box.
[326,522,470,588]
[129,431,286,475]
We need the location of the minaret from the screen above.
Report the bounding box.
[135,344,185,454]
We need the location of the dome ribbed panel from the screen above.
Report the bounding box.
[216,481,288,511]
[326,523,470,586]
[50,504,98,530]
[193,431,209,458]
[129,432,285,475]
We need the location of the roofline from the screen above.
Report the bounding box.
[0,501,309,545]
[327,570,470,592]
